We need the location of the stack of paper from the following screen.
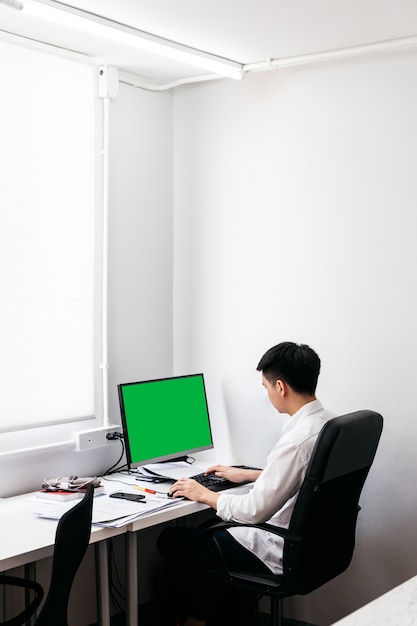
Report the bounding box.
[33,492,182,528]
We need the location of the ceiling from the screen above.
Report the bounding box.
[2,0,417,85]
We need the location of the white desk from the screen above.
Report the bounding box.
[0,492,126,570]
[1,470,248,626]
[331,575,417,626]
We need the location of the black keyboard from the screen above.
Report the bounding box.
[191,465,260,492]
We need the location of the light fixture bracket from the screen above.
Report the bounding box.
[98,64,119,99]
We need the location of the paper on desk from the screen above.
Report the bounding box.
[139,461,205,481]
[93,495,181,527]
[33,493,181,528]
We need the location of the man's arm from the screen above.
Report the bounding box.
[168,464,261,508]
[205,464,262,484]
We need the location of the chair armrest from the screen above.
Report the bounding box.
[201,520,301,544]
[200,521,300,592]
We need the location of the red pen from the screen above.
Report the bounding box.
[134,485,156,495]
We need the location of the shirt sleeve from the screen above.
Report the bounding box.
[216,436,307,524]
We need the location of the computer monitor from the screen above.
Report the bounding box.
[118,373,214,469]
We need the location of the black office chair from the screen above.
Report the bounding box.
[201,410,383,626]
[0,483,94,626]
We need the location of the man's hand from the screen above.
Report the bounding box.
[205,464,261,484]
[169,477,219,509]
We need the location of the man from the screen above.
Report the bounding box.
[157,341,334,626]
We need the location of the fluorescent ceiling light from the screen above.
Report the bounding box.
[22,0,244,79]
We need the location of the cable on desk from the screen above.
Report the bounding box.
[102,434,127,476]
[100,474,138,487]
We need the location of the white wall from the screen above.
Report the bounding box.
[106,82,174,422]
[172,50,417,624]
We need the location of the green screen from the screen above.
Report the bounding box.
[118,373,213,467]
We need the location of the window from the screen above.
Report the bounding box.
[0,37,101,436]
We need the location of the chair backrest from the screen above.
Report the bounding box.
[35,483,94,626]
[283,410,383,596]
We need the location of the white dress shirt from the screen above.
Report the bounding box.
[216,399,334,574]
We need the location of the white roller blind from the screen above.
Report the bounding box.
[0,39,97,431]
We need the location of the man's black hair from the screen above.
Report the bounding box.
[256,341,320,395]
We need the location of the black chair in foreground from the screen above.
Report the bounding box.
[0,483,94,626]
[201,410,383,626]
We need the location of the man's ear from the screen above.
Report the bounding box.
[277,379,289,395]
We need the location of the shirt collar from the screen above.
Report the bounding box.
[282,398,324,433]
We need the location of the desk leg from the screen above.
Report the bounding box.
[126,532,138,625]
[24,563,36,626]
[95,541,111,626]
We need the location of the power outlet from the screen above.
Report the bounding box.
[73,428,102,451]
[101,425,122,445]
[73,425,122,451]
